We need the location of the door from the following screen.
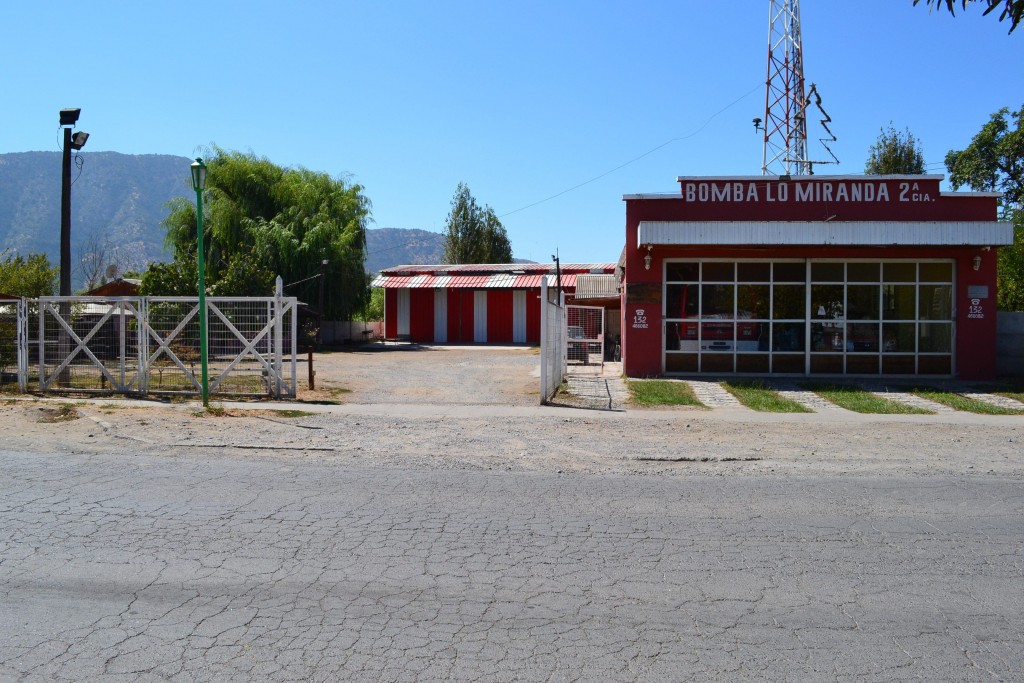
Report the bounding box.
[396,289,410,337]
[513,291,527,343]
[473,291,487,343]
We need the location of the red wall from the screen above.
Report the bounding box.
[487,290,513,343]
[409,288,434,343]
[622,179,1002,379]
[382,285,581,346]
[384,288,398,339]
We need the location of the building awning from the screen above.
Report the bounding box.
[574,274,619,299]
[637,221,1014,247]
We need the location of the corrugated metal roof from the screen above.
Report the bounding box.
[637,221,1014,247]
[379,262,615,276]
[372,269,593,289]
[574,274,619,299]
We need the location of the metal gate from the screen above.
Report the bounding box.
[13,293,297,398]
[566,305,604,369]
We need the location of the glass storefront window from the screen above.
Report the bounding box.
[919,285,952,319]
[919,323,952,353]
[848,262,880,282]
[773,262,805,282]
[702,262,734,282]
[883,262,916,282]
[702,284,734,316]
[811,323,844,352]
[883,323,916,353]
[665,284,698,318]
[666,262,699,282]
[737,262,770,282]
[882,285,915,320]
[848,323,879,352]
[737,285,770,319]
[847,285,879,319]
[919,262,953,282]
[772,322,805,352]
[811,285,844,320]
[811,262,844,282]
[662,260,953,377]
[773,285,805,320]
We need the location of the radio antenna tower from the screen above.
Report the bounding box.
[761,0,808,176]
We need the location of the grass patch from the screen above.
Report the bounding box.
[268,409,315,418]
[37,403,80,422]
[722,380,811,413]
[911,388,1024,415]
[802,383,932,414]
[627,380,706,407]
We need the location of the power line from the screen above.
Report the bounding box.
[498,81,763,219]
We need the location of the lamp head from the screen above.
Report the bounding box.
[59,108,81,126]
[70,131,89,150]
[190,158,207,192]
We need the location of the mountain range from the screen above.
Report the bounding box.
[0,151,450,288]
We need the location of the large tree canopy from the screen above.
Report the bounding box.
[152,148,371,319]
[0,252,57,297]
[914,0,1023,33]
[865,125,926,175]
[442,183,513,264]
[946,105,1024,310]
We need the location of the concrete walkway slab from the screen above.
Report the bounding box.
[685,380,747,409]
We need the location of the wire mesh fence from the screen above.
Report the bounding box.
[2,295,297,398]
[566,305,605,371]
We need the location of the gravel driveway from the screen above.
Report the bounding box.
[311,345,541,406]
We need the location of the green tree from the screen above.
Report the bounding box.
[865,125,926,175]
[0,252,58,297]
[946,105,1024,310]
[442,183,513,264]
[139,254,198,296]
[913,0,1022,33]
[158,147,371,318]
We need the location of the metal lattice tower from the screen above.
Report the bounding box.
[762,0,808,176]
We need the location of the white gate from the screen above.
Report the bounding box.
[566,305,605,369]
[19,294,297,398]
[539,281,566,404]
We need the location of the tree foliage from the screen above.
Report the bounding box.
[442,183,513,264]
[156,148,371,318]
[865,125,926,175]
[946,105,1024,310]
[914,0,1023,33]
[0,252,57,297]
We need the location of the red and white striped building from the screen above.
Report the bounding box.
[373,263,616,344]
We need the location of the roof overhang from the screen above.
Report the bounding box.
[637,221,1014,248]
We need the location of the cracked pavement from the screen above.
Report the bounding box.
[2,348,1023,681]
[1,444,1022,682]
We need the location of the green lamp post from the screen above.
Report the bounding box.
[190,158,209,406]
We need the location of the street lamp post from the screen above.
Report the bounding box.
[59,108,87,296]
[190,158,209,407]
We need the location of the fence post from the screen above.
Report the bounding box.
[138,298,148,393]
[37,300,46,390]
[274,276,284,398]
[16,298,27,393]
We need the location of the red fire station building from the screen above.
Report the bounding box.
[374,262,616,344]
[621,175,1013,380]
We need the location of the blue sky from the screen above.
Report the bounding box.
[5,1,1022,264]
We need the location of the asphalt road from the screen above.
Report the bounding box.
[2,448,1022,682]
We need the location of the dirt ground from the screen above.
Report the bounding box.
[3,345,1024,478]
